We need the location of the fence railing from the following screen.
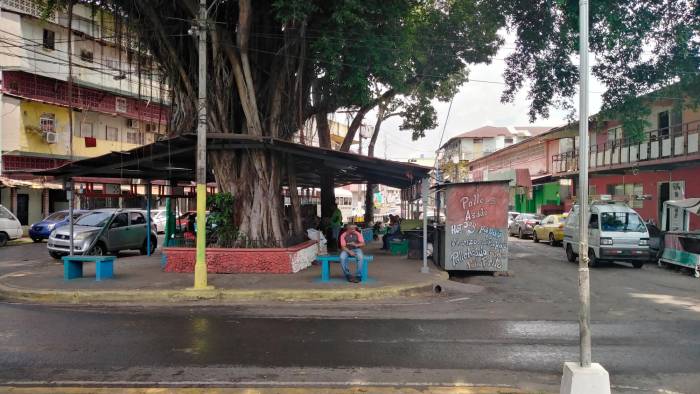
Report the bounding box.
[552,121,700,174]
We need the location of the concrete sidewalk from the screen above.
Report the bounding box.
[0,242,446,304]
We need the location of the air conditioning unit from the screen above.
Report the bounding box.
[44,131,58,144]
[126,118,139,129]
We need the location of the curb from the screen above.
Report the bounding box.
[0,386,532,394]
[0,272,447,305]
[5,238,36,247]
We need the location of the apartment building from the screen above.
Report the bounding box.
[468,97,700,230]
[438,125,551,181]
[0,0,168,229]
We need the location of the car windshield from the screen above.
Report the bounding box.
[600,212,646,232]
[522,214,543,220]
[45,212,68,221]
[75,211,113,227]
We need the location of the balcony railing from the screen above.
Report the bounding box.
[552,121,700,174]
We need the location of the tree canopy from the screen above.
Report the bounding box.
[37,0,700,242]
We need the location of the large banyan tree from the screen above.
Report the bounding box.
[45,0,698,243]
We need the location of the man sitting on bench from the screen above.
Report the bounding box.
[339,223,365,283]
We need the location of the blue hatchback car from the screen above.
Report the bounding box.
[29,210,87,242]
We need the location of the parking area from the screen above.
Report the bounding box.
[444,235,700,322]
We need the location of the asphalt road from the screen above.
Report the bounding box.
[0,238,698,393]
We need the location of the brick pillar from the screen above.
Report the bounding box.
[9,187,17,216]
[42,188,50,217]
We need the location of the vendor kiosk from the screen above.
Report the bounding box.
[660,198,700,278]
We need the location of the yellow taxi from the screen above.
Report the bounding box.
[533,214,567,246]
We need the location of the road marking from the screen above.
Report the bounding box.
[447,297,471,302]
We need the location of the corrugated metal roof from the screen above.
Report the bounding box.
[37,134,431,189]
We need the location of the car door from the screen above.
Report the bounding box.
[539,215,553,238]
[588,213,600,251]
[106,213,130,251]
[0,206,22,239]
[128,212,147,249]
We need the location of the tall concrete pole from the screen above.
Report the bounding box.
[421,177,430,274]
[192,0,211,290]
[66,1,75,256]
[577,0,592,368]
[0,6,3,177]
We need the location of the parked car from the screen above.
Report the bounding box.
[147,209,166,233]
[0,205,23,247]
[508,213,544,238]
[138,209,163,233]
[645,222,663,261]
[508,211,520,228]
[28,210,87,242]
[563,201,650,268]
[47,208,157,259]
[176,211,197,232]
[533,214,567,245]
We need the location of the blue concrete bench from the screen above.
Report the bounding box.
[316,254,374,283]
[62,255,116,281]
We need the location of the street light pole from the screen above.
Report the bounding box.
[577,0,592,368]
[560,1,610,392]
[192,0,211,290]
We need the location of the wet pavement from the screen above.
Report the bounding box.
[0,301,699,391]
[1,237,699,392]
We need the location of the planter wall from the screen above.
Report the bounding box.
[164,240,319,274]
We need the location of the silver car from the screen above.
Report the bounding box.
[508,213,544,239]
[48,209,157,259]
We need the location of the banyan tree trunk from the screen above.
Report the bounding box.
[210,149,286,246]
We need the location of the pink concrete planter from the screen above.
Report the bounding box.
[163,240,318,274]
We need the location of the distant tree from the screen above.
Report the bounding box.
[499,0,699,137]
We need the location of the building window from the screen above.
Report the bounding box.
[504,137,514,145]
[126,130,143,145]
[42,29,55,50]
[605,183,643,208]
[115,97,127,113]
[80,49,94,63]
[39,113,55,133]
[105,126,119,141]
[607,126,622,146]
[80,122,94,138]
[658,111,670,137]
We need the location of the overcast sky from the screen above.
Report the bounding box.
[367,42,606,161]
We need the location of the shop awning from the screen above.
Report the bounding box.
[665,198,700,215]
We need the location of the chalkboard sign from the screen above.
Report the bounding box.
[444,181,509,271]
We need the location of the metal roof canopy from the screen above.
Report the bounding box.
[37,134,431,189]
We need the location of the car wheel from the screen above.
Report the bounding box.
[518,229,523,239]
[90,243,106,256]
[549,233,556,246]
[632,261,644,269]
[533,232,539,243]
[49,251,63,260]
[140,236,157,255]
[566,244,577,262]
[588,249,597,267]
[0,232,8,247]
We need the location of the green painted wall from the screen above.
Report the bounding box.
[515,182,561,213]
